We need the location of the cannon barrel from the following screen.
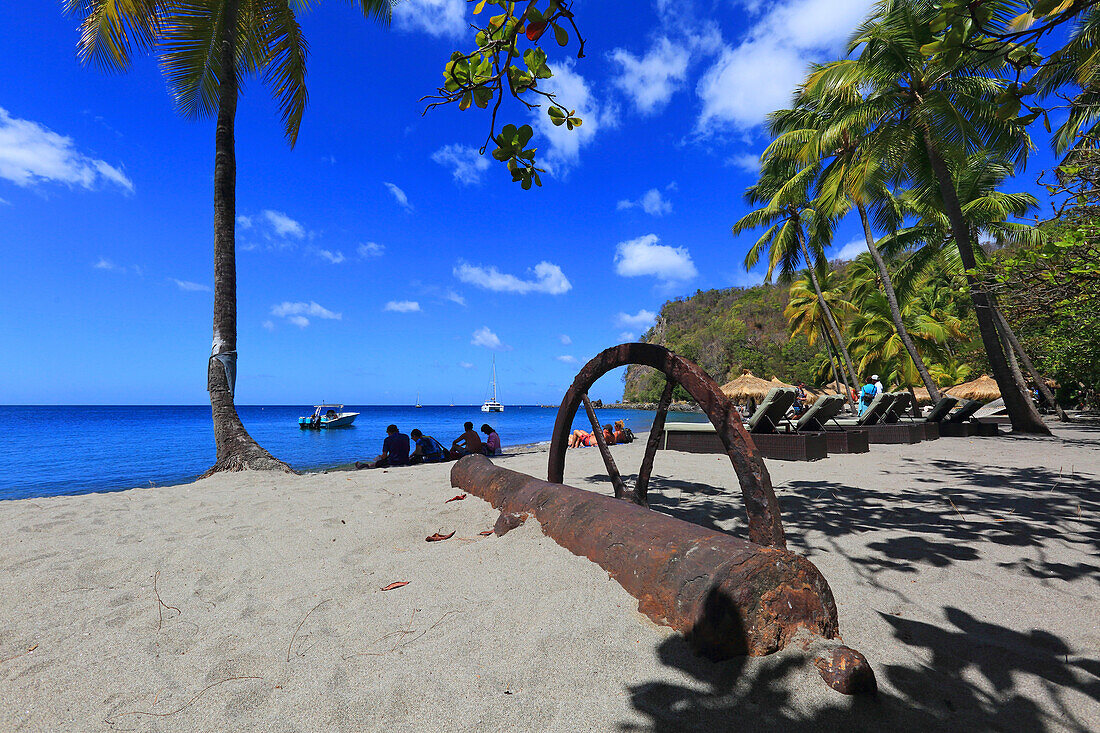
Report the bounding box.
[453,455,851,659]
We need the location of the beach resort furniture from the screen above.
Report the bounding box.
[888,392,940,440]
[791,394,869,454]
[938,399,999,437]
[663,388,827,461]
[831,393,923,444]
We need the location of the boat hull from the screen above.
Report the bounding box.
[299,413,359,429]
[481,404,504,413]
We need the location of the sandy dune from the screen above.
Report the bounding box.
[1,422,1097,731]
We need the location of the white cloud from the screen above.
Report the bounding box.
[432,144,491,185]
[614,234,698,283]
[727,153,762,173]
[616,309,657,330]
[445,290,466,307]
[610,38,691,114]
[829,238,865,262]
[384,182,412,210]
[270,301,342,328]
[316,249,346,264]
[358,242,384,258]
[262,209,305,238]
[460,361,474,369]
[617,188,673,216]
[0,197,8,205]
[393,0,466,38]
[384,300,421,313]
[0,107,133,193]
[531,58,615,173]
[696,0,876,132]
[471,326,503,350]
[455,261,572,295]
[237,215,252,229]
[262,320,275,331]
[172,279,210,292]
[556,355,578,364]
[93,257,141,275]
[619,331,638,341]
[559,334,572,345]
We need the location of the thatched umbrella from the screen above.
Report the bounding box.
[946,374,1001,402]
[770,376,795,389]
[912,386,934,405]
[720,369,774,405]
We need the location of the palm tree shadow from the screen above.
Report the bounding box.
[622,603,1097,732]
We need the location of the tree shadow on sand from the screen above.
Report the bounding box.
[622,605,1099,732]
[582,443,1100,730]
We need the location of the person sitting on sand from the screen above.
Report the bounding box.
[613,420,634,443]
[408,429,448,464]
[568,429,597,448]
[451,421,483,457]
[480,424,501,456]
[356,424,409,469]
[602,424,616,445]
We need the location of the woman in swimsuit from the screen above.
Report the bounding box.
[568,429,597,448]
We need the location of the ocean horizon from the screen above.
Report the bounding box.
[0,404,681,501]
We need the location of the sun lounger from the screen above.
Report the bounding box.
[889,392,940,440]
[831,392,922,444]
[661,388,827,461]
[938,399,999,437]
[790,394,869,454]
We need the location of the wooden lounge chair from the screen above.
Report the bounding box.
[790,394,869,453]
[661,388,827,461]
[832,393,922,444]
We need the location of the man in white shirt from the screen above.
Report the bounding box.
[872,374,884,396]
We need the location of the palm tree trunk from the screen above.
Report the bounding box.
[820,321,856,412]
[205,0,292,476]
[797,233,860,390]
[855,201,940,401]
[992,303,1068,421]
[920,130,1050,435]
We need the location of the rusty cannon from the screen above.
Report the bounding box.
[449,343,876,695]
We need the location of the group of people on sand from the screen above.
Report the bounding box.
[568,419,635,449]
[355,421,501,469]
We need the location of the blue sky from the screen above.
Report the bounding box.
[0,0,1063,405]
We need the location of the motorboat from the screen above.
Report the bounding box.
[481,357,504,413]
[299,404,359,429]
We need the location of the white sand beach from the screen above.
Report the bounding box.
[1,423,1098,732]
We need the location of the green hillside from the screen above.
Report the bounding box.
[622,283,828,402]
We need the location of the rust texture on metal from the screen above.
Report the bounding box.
[452,455,839,659]
[814,646,877,695]
[581,394,628,499]
[633,379,675,507]
[548,343,785,549]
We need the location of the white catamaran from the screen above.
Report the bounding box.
[481,357,504,413]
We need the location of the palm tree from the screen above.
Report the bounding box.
[804,0,1050,434]
[68,0,393,472]
[845,288,951,392]
[733,157,862,390]
[769,91,942,401]
[881,153,1066,418]
[785,268,858,407]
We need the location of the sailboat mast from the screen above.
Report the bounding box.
[491,357,497,401]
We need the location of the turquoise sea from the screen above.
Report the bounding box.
[0,405,664,501]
